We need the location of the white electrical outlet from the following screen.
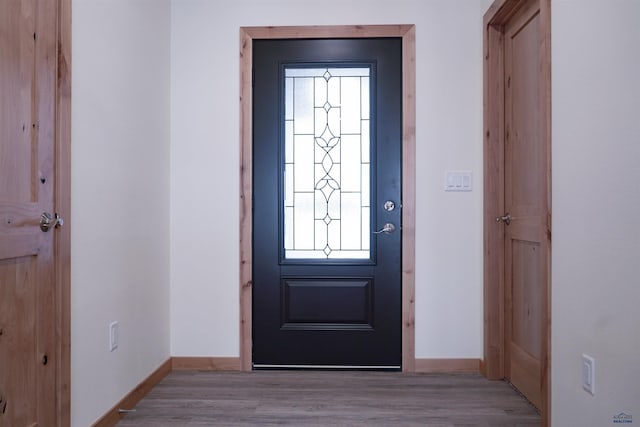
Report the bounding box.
[109,321,119,352]
[582,353,595,395]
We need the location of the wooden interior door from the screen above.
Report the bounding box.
[502,0,549,410]
[0,0,60,424]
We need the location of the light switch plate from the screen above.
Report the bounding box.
[582,353,595,395]
[445,171,473,192]
[109,321,119,352]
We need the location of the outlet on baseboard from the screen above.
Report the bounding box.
[109,321,119,352]
[582,353,595,395]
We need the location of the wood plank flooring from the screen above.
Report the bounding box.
[116,371,540,426]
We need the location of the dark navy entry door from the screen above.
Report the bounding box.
[252,38,402,368]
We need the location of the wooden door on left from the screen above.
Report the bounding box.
[0,0,64,425]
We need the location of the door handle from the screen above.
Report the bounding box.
[496,213,511,226]
[40,212,64,232]
[373,223,396,234]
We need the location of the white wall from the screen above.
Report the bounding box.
[552,0,640,425]
[71,1,171,425]
[170,0,486,358]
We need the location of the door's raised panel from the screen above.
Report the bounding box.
[0,256,38,426]
[510,239,542,358]
[508,12,542,213]
[0,0,36,203]
[282,279,373,329]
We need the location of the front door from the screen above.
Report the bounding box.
[252,38,402,368]
[501,0,549,409]
[0,0,59,424]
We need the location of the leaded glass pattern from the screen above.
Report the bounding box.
[284,67,371,259]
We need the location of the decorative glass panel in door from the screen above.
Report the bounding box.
[284,67,371,259]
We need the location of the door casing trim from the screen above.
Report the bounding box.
[239,25,416,372]
[56,0,72,424]
[482,1,551,425]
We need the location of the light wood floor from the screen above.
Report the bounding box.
[116,371,540,426]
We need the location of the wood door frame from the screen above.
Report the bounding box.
[482,0,550,425]
[239,25,416,372]
[56,0,72,424]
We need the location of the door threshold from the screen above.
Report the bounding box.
[253,364,402,371]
